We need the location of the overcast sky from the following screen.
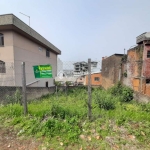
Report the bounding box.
[1,0,150,61]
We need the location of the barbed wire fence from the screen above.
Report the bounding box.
[56,59,102,120]
[56,60,101,84]
[0,59,101,100]
[1,57,150,117]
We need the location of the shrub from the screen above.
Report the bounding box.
[109,82,122,96]
[121,86,133,102]
[95,91,116,110]
[51,105,66,119]
[51,104,79,119]
[109,82,133,102]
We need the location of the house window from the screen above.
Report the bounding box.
[147,51,150,58]
[0,33,4,46]
[94,77,100,81]
[146,79,150,84]
[0,60,6,73]
[46,50,50,57]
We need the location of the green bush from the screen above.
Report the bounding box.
[95,91,116,110]
[121,86,133,102]
[109,82,133,102]
[51,104,79,119]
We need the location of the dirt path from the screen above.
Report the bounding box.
[0,127,41,150]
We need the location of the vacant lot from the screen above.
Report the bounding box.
[0,85,150,150]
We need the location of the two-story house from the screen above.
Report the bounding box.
[0,14,61,87]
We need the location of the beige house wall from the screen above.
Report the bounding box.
[0,31,15,86]
[13,31,57,87]
[0,30,58,87]
[0,31,14,62]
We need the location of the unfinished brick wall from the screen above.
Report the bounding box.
[101,54,123,89]
[124,44,150,97]
[123,45,143,90]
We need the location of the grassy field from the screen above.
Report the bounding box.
[0,85,150,150]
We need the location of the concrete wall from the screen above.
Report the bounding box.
[13,31,57,87]
[134,91,150,103]
[0,86,55,104]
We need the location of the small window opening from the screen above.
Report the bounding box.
[0,33,4,46]
[46,50,50,57]
[0,60,6,73]
[46,81,48,87]
[147,51,150,58]
[94,77,100,81]
[146,79,150,84]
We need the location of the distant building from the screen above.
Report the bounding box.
[101,32,150,97]
[76,72,102,86]
[122,32,150,96]
[85,72,102,86]
[73,61,98,76]
[91,61,98,72]
[73,61,88,76]
[55,60,100,85]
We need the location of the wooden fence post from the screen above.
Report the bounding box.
[21,62,28,115]
[88,58,92,120]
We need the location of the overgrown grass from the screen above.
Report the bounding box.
[0,85,150,149]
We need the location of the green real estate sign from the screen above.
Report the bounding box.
[33,64,53,78]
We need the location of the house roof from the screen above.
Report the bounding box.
[136,32,150,44]
[90,71,101,75]
[102,53,124,61]
[114,53,124,56]
[0,14,61,54]
[73,61,87,65]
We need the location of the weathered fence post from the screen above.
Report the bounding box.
[88,58,92,120]
[21,62,28,115]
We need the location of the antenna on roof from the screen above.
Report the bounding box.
[124,48,126,55]
[19,12,30,27]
